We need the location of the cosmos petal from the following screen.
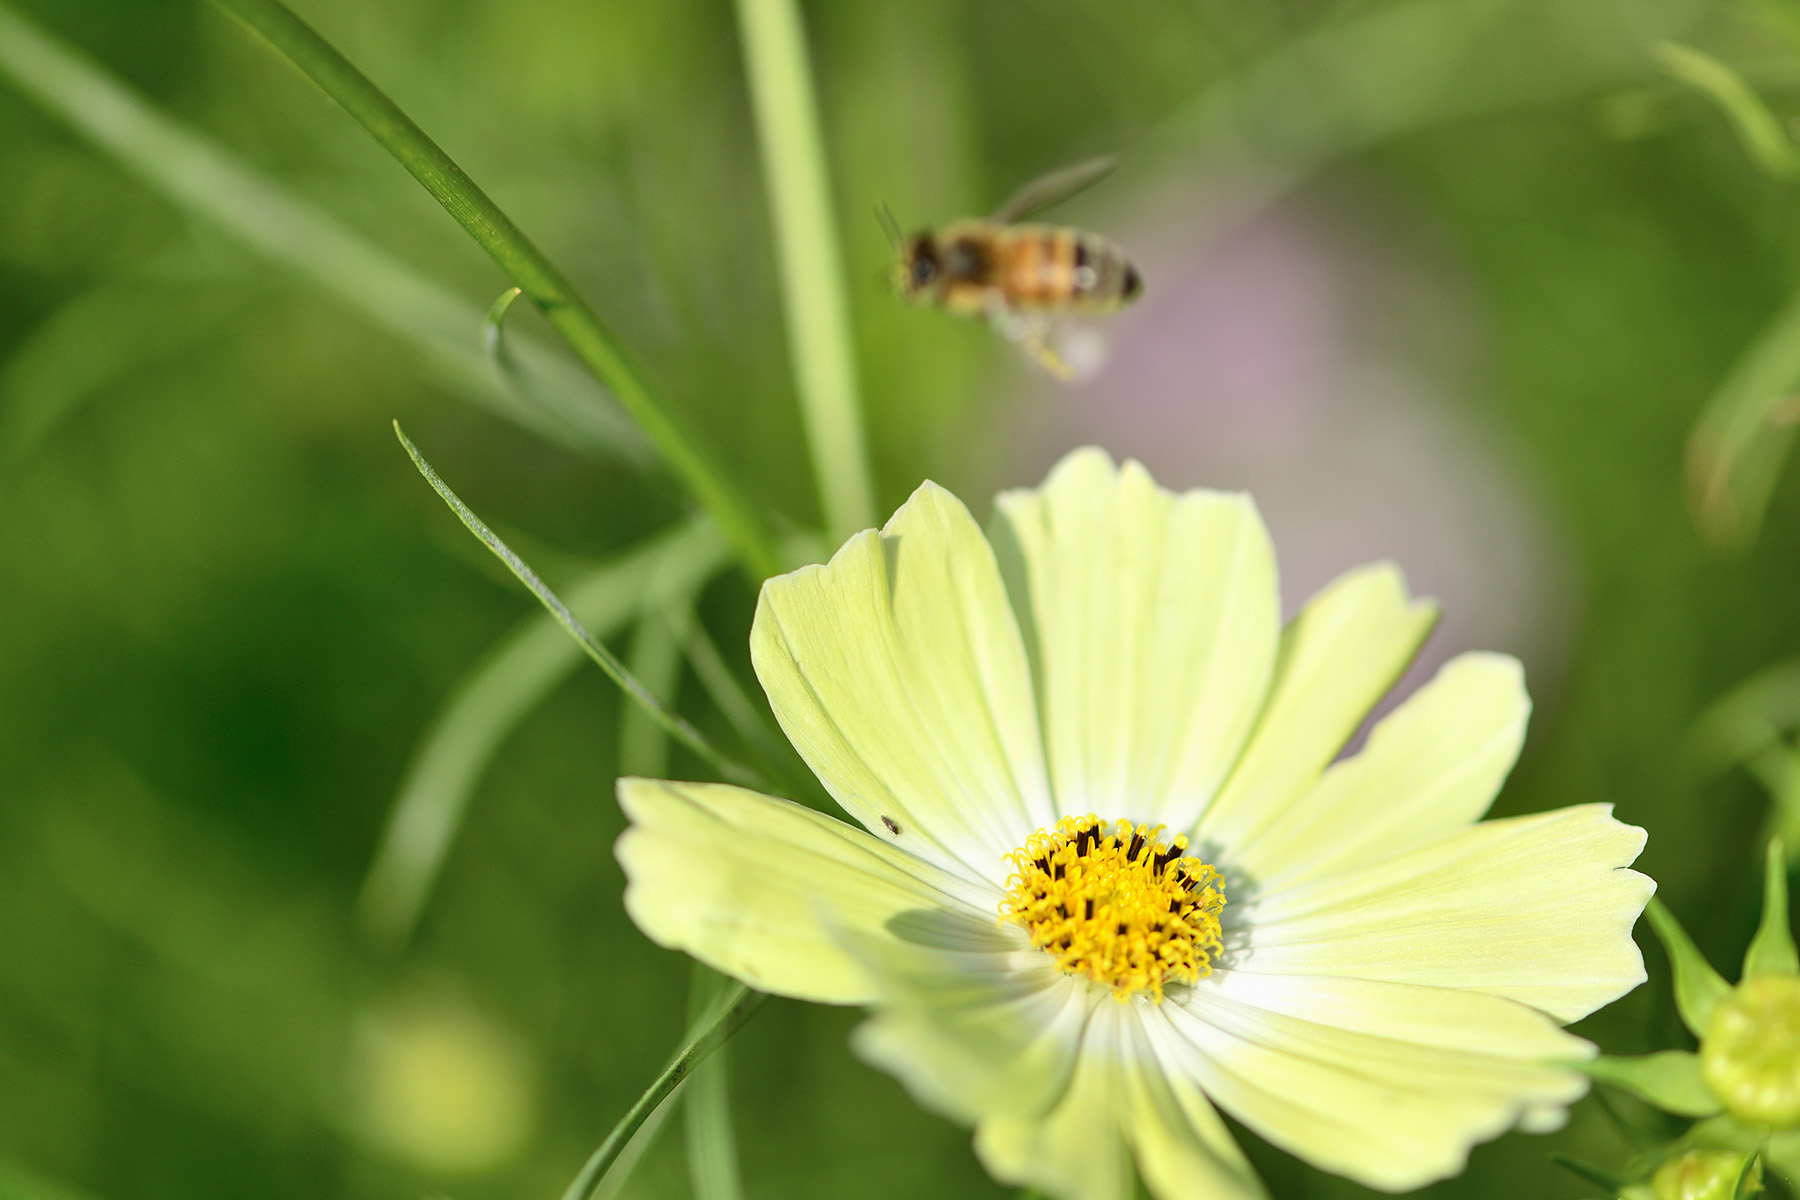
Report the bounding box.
[1123,1014,1268,1200]
[1162,977,1590,1191]
[1246,804,1654,1022]
[751,481,1053,886]
[991,449,1280,830]
[974,1001,1136,1200]
[850,941,1095,1125]
[1194,563,1437,854]
[1245,653,1530,889]
[615,778,995,1004]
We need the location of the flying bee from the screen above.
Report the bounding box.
[882,157,1141,379]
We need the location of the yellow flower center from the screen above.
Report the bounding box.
[1700,973,1800,1127]
[1000,815,1225,1002]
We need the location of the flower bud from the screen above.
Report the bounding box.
[1701,973,1800,1127]
[1651,1149,1761,1200]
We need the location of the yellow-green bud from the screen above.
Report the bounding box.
[1701,974,1800,1127]
[1651,1150,1761,1200]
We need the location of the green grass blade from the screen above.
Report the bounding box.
[0,273,253,463]
[684,964,746,1200]
[1657,42,1800,179]
[393,422,768,791]
[676,608,811,791]
[1686,285,1800,549]
[1688,659,1800,777]
[1550,1156,1627,1193]
[484,286,526,373]
[211,0,782,579]
[355,519,726,951]
[1157,0,1703,212]
[559,982,765,1200]
[620,609,688,779]
[733,0,875,542]
[0,4,645,463]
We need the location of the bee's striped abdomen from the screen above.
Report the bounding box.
[1069,230,1141,311]
[1000,226,1140,312]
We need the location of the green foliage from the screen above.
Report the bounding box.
[0,0,1797,1197]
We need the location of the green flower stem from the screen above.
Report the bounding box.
[733,0,876,542]
[559,981,766,1200]
[209,0,782,579]
[394,422,769,792]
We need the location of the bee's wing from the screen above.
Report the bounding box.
[875,202,903,248]
[988,156,1118,224]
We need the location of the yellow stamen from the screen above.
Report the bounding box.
[1000,815,1225,1002]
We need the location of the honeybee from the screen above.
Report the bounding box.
[883,157,1141,379]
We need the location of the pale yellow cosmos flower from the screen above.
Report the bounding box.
[616,448,1655,1200]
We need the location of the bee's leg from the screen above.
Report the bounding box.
[987,306,1075,380]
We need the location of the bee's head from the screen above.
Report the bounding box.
[894,233,941,302]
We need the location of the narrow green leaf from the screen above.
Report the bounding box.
[620,608,687,779]
[1551,1155,1628,1193]
[684,965,746,1200]
[733,0,875,542]
[559,982,766,1200]
[354,519,725,950]
[1158,0,1702,205]
[1646,898,1734,1038]
[210,0,782,579]
[1688,659,1800,778]
[1736,1150,1765,1199]
[1657,43,1800,179]
[1764,1129,1800,1189]
[0,275,255,463]
[673,607,823,806]
[1585,1051,1723,1117]
[393,422,768,791]
[1685,288,1800,550]
[0,5,645,462]
[1745,838,1799,977]
[483,286,525,374]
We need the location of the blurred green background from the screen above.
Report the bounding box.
[2,0,1800,1197]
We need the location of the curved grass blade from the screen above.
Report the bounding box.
[211,0,781,579]
[394,422,768,791]
[0,273,254,464]
[559,982,765,1200]
[355,518,726,951]
[1657,42,1800,179]
[1688,659,1800,853]
[620,608,687,779]
[1550,1156,1627,1194]
[1685,293,1800,552]
[672,606,824,808]
[1156,0,1705,226]
[684,964,746,1200]
[484,286,525,371]
[0,5,645,463]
